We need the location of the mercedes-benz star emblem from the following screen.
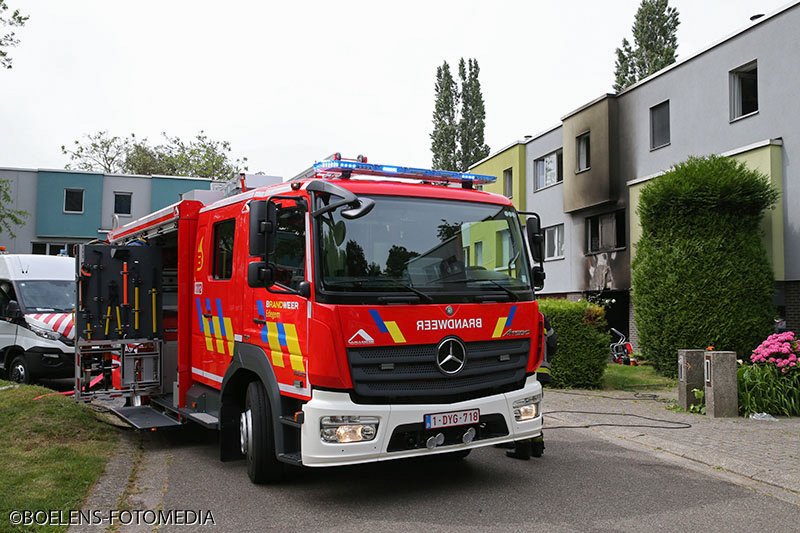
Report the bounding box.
[445,305,455,316]
[436,337,467,375]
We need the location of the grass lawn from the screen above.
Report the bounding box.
[602,363,676,391]
[0,379,118,532]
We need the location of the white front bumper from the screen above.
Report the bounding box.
[300,376,543,467]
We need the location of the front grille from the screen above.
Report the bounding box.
[347,339,530,404]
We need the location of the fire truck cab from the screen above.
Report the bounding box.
[100,157,548,483]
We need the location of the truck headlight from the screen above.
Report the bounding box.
[320,416,379,443]
[513,394,542,421]
[29,324,61,341]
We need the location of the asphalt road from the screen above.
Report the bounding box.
[129,424,800,533]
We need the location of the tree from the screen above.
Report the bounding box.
[61,131,132,174]
[457,58,490,171]
[430,61,459,171]
[429,57,490,172]
[62,131,248,179]
[632,156,778,376]
[0,179,27,237]
[613,0,680,92]
[0,0,28,69]
[149,131,248,180]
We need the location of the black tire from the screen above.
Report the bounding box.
[506,439,532,460]
[531,436,545,458]
[243,381,283,484]
[8,355,32,384]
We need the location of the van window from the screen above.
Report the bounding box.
[213,219,236,280]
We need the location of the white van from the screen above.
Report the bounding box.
[0,254,75,383]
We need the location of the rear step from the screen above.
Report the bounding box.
[148,393,219,429]
[186,412,219,429]
[111,405,183,430]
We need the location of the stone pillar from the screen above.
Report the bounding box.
[677,349,705,410]
[704,351,738,418]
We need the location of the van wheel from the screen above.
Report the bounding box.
[241,381,283,484]
[9,356,32,384]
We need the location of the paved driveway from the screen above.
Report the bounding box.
[124,424,799,532]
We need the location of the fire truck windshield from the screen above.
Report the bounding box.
[317,196,532,303]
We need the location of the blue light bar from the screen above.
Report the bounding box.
[312,160,496,185]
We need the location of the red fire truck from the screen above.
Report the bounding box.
[85,156,548,483]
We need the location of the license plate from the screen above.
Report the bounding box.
[424,409,480,429]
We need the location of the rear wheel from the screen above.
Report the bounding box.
[8,355,32,384]
[241,381,283,484]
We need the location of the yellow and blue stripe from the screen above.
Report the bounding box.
[369,309,406,343]
[195,297,235,355]
[492,305,518,338]
[256,301,305,371]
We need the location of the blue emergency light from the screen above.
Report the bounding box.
[313,159,496,185]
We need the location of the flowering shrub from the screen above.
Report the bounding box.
[740,331,800,416]
[750,331,799,373]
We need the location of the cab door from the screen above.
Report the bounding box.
[192,207,243,388]
[245,196,310,399]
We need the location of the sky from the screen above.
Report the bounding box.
[0,0,791,178]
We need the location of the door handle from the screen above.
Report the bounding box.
[253,317,266,325]
[202,313,213,319]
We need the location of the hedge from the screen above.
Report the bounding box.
[538,299,609,388]
[633,155,778,377]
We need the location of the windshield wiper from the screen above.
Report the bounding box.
[437,278,520,301]
[325,278,435,303]
[482,279,519,301]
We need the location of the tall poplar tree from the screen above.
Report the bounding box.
[430,57,490,172]
[613,0,680,92]
[457,58,490,171]
[430,61,459,171]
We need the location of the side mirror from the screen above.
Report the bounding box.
[249,200,278,258]
[247,261,275,288]
[341,198,375,220]
[6,300,22,320]
[531,266,546,291]
[526,216,545,264]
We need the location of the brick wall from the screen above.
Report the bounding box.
[785,281,800,332]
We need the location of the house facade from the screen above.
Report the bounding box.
[0,168,212,255]
[471,1,800,340]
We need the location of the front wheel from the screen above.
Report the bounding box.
[241,381,283,484]
[8,355,32,384]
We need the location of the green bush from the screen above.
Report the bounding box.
[538,299,609,388]
[738,364,800,416]
[633,155,778,377]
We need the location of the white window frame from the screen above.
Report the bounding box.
[649,100,671,150]
[63,188,85,214]
[544,224,565,261]
[576,132,590,172]
[586,210,626,254]
[113,191,133,216]
[534,149,563,191]
[474,241,483,267]
[730,60,758,121]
